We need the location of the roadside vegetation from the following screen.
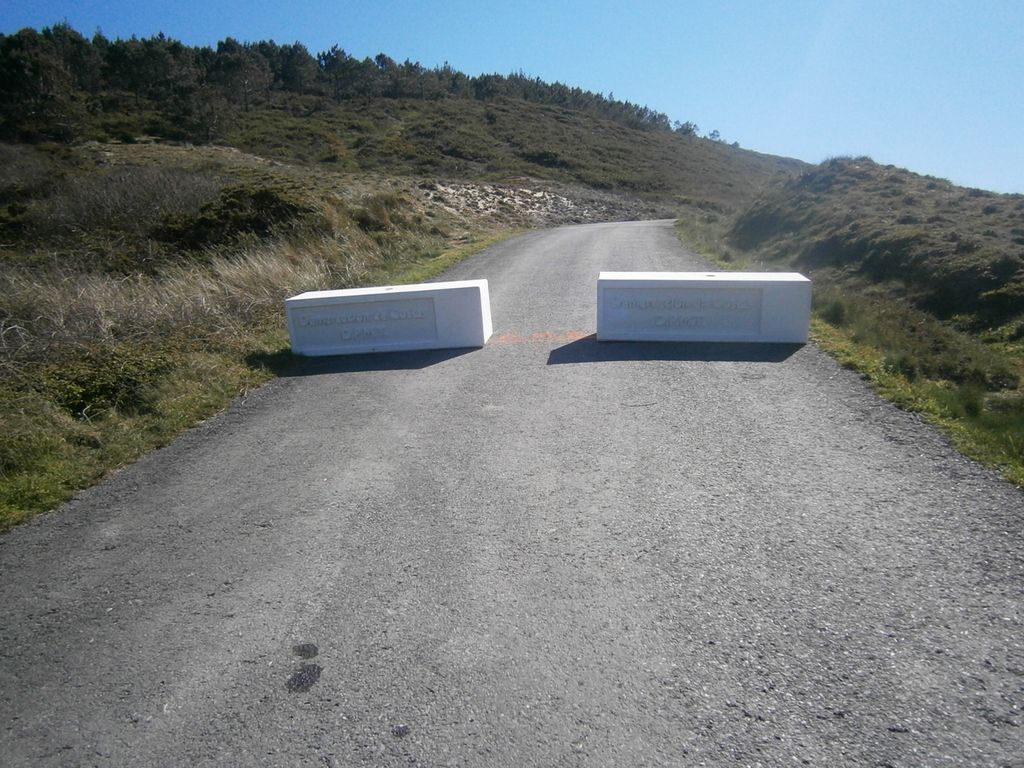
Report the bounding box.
[676,156,1024,484]
[0,140,496,530]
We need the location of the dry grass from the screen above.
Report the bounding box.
[23,166,226,238]
[0,142,53,196]
[0,226,487,530]
[0,231,387,371]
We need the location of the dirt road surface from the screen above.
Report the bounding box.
[2,221,1021,766]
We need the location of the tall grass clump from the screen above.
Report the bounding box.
[24,166,226,239]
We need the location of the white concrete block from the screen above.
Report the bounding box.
[285,279,492,356]
[597,271,811,343]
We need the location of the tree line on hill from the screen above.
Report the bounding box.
[0,23,696,145]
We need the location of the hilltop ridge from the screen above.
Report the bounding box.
[0,23,800,212]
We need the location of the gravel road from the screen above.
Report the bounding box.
[1,220,1022,767]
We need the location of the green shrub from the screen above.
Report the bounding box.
[0,393,62,476]
[26,166,224,239]
[817,296,847,326]
[40,345,170,418]
[158,184,310,250]
[352,191,414,233]
[813,286,1017,390]
[884,352,919,381]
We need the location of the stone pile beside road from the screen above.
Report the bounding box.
[418,180,675,227]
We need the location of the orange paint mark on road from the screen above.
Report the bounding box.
[492,330,591,345]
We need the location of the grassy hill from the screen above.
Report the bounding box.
[730,157,1024,332]
[225,96,802,209]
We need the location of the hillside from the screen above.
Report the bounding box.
[224,97,801,209]
[0,24,800,212]
[679,157,1024,482]
[730,157,1024,332]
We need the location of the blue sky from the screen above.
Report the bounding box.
[4,0,1022,193]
